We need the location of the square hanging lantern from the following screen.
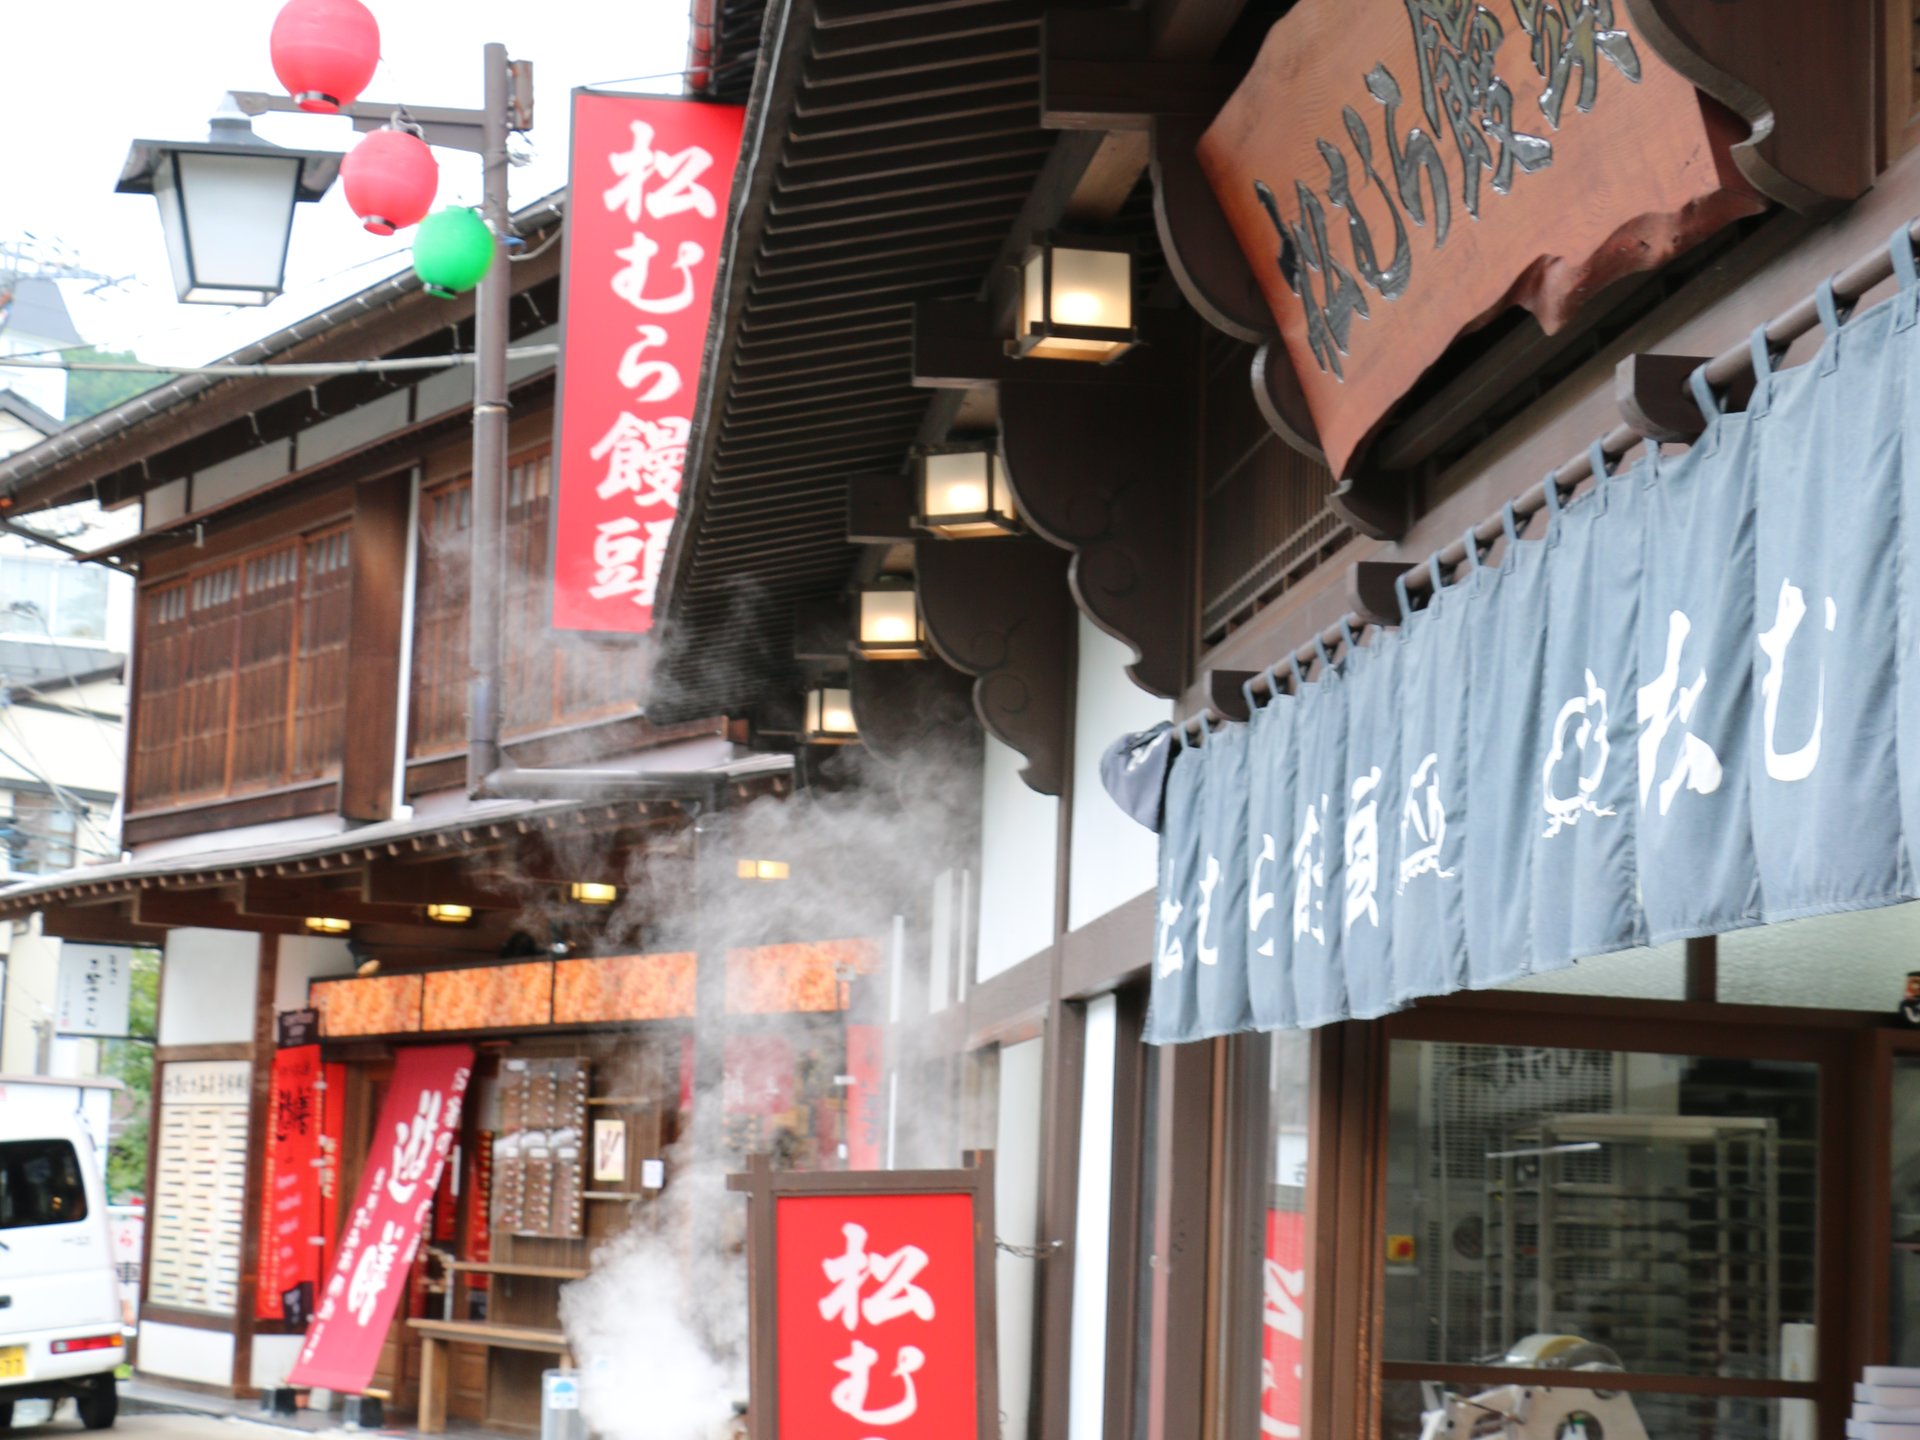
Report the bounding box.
[914,445,1020,539]
[116,106,341,306]
[569,881,619,905]
[1010,235,1137,363]
[305,916,352,936]
[853,581,928,660]
[804,686,859,744]
[425,902,473,925]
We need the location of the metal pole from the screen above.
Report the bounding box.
[467,40,511,798]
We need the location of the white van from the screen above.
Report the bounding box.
[0,1114,123,1429]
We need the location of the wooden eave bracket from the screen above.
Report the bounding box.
[846,654,983,770]
[846,472,916,545]
[915,535,1075,796]
[912,301,1199,701]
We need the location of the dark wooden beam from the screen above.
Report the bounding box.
[239,877,443,929]
[36,904,172,946]
[361,857,527,911]
[340,469,413,821]
[133,889,306,936]
[915,535,1075,795]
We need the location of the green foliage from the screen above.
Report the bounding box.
[103,949,159,1203]
[62,348,155,422]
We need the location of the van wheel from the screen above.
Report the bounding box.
[76,1380,116,1430]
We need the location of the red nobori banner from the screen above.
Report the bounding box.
[256,1045,324,1322]
[287,1045,473,1394]
[550,91,745,633]
[733,1157,996,1440]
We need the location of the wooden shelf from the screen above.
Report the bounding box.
[449,1261,588,1280]
[584,1190,645,1202]
[586,1097,646,1107]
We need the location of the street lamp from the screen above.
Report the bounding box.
[115,104,341,306]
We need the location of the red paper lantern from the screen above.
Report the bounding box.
[340,128,438,236]
[270,0,382,115]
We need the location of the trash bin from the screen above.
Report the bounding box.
[542,1369,585,1440]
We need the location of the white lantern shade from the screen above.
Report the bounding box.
[855,586,926,659]
[805,686,858,742]
[918,450,1018,538]
[117,113,340,307]
[1016,241,1136,362]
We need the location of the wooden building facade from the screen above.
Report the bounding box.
[644,3,1920,1440]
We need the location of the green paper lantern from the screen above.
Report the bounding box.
[412,207,495,299]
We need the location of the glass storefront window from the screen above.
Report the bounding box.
[1382,1042,1818,1440]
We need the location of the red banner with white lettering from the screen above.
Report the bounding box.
[550,91,745,633]
[287,1044,473,1394]
[256,1045,324,1321]
[1261,1208,1306,1439]
[775,1192,980,1440]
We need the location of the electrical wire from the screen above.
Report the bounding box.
[0,344,559,380]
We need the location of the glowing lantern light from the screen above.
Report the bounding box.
[341,127,438,236]
[269,0,383,116]
[1011,235,1137,363]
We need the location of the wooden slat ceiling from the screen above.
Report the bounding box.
[651,0,1063,722]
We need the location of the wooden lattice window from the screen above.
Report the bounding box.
[131,527,354,810]
[408,451,636,760]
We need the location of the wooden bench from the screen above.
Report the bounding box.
[408,1319,575,1434]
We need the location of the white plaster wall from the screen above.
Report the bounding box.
[0,917,58,1071]
[1068,616,1166,933]
[157,929,259,1047]
[137,1320,234,1387]
[274,934,355,1012]
[995,1037,1045,1440]
[1067,994,1117,1440]
[975,737,1057,981]
[249,1334,307,1389]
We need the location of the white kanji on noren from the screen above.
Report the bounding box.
[1343,767,1382,931]
[1291,798,1328,946]
[1637,608,1724,815]
[1757,578,1834,784]
[1156,857,1185,977]
[1396,752,1454,891]
[830,1340,925,1427]
[1195,854,1223,967]
[1249,832,1277,958]
[612,231,702,315]
[602,120,719,222]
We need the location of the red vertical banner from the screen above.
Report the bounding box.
[1261,1209,1306,1439]
[843,1024,885,1171]
[774,1192,981,1440]
[550,93,746,633]
[287,1045,473,1394]
[257,1045,323,1321]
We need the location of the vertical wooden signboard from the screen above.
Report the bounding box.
[728,1153,999,1440]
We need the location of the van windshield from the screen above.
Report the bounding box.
[0,1140,89,1229]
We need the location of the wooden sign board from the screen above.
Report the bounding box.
[1197,0,1764,478]
[729,1152,998,1440]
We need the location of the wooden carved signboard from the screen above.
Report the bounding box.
[1197,0,1764,478]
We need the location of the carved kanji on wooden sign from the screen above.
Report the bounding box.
[1196,0,1764,478]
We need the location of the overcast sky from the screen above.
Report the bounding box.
[0,0,692,366]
